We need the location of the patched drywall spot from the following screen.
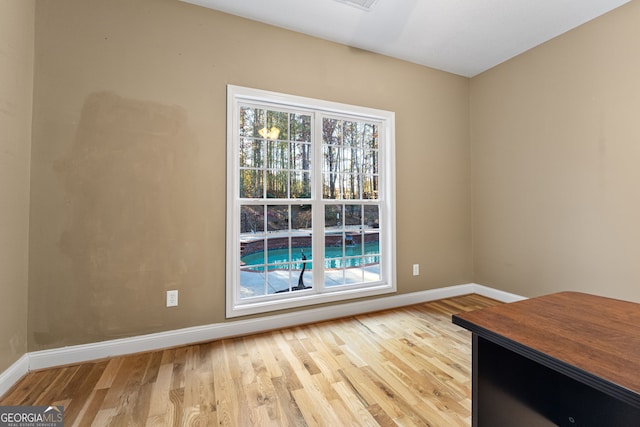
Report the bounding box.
[50,92,203,342]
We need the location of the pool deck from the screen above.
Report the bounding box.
[240,265,381,298]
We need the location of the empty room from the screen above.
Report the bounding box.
[1,0,639,425]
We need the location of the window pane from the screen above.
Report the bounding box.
[366,232,380,253]
[364,205,379,229]
[364,257,381,282]
[266,110,288,141]
[291,256,312,291]
[362,150,378,173]
[342,148,362,173]
[323,145,341,174]
[344,267,364,285]
[291,204,312,231]
[240,138,263,168]
[364,235,381,283]
[240,266,266,299]
[291,247,311,263]
[346,233,362,256]
[291,113,311,142]
[293,264,312,290]
[290,172,311,199]
[240,205,264,234]
[325,204,342,229]
[325,232,343,260]
[363,175,378,200]
[325,268,344,287]
[240,238,265,268]
[266,171,288,198]
[342,174,360,200]
[343,121,363,147]
[240,107,265,138]
[267,266,290,294]
[364,123,378,150]
[290,143,311,170]
[240,169,263,198]
[323,172,340,199]
[267,237,290,264]
[322,118,342,145]
[266,140,288,170]
[344,204,362,227]
[267,205,288,232]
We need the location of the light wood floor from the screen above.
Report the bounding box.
[0,294,499,426]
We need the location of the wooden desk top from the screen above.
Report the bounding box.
[453,291,640,408]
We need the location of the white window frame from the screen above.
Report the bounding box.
[226,85,396,318]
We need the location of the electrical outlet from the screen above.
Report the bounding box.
[166,290,178,307]
[412,264,420,276]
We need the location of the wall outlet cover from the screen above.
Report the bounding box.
[166,290,178,307]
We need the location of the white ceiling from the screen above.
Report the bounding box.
[180,0,630,77]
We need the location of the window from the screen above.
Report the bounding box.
[226,85,396,317]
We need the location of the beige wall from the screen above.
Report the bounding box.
[8,0,638,362]
[0,0,34,372]
[471,1,640,301]
[28,0,471,350]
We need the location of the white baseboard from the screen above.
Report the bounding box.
[473,284,527,303]
[3,283,523,395]
[0,354,29,398]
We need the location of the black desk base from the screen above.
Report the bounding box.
[473,335,640,427]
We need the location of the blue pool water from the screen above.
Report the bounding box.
[241,242,380,271]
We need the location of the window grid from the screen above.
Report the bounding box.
[228,85,396,317]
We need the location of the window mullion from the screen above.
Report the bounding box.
[312,112,325,293]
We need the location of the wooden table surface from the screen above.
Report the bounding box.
[453,291,640,407]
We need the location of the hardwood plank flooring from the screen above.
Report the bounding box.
[0,294,500,426]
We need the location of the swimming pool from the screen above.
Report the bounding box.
[241,241,380,271]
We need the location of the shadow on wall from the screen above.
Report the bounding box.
[37,92,205,346]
